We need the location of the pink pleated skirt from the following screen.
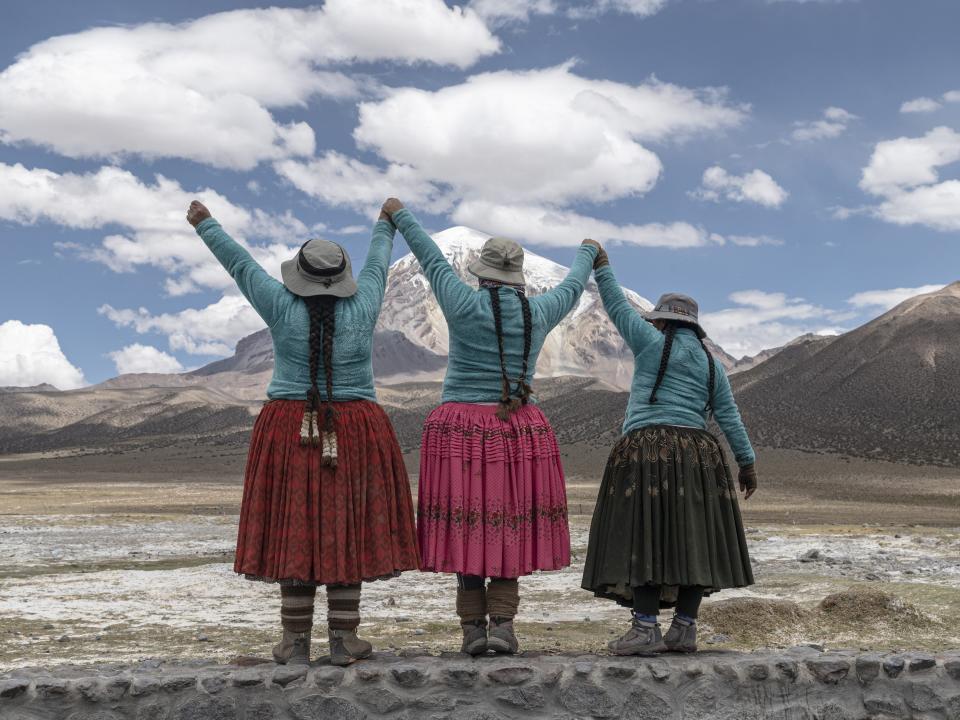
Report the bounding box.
[417,402,571,578]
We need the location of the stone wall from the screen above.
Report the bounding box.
[2,648,959,720]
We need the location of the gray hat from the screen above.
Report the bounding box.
[644,293,707,338]
[281,239,358,298]
[467,237,526,286]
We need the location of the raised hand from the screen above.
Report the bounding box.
[583,239,608,269]
[381,197,404,218]
[738,464,757,500]
[187,200,212,228]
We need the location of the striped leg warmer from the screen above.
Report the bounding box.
[280,586,317,633]
[327,584,362,631]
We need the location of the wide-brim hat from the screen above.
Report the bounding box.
[467,236,526,285]
[281,239,358,298]
[644,292,707,338]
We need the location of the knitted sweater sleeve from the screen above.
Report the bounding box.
[533,244,598,330]
[393,208,475,317]
[712,365,756,467]
[195,217,290,327]
[594,264,660,354]
[353,220,396,321]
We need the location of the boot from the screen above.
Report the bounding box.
[488,617,519,654]
[272,629,311,665]
[663,616,697,653]
[328,628,373,666]
[461,619,489,656]
[608,619,666,656]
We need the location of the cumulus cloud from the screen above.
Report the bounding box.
[701,290,849,358]
[108,344,185,375]
[791,106,857,142]
[0,320,86,389]
[857,126,960,231]
[99,296,265,357]
[692,166,788,208]
[352,63,746,208]
[0,162,306,292]
[900,97,942,114]
[0,1,499,169]
[847,284,946,311]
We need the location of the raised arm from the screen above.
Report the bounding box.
[533,241,599,329]
[352,217,396,321]
[188,201,289,327]
[711,366,756,468]
[593,259,660,354]
[385,200,475,317]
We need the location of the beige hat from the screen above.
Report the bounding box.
[280,239,358,298]
[467,237,526,285]
[644,293,707,338]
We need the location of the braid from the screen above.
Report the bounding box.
[487,286,522,422]
[648,323,676,405]
[320,297,337,433]
[516,291,533,405]
[700,338,716,415]
[301,295,339,466]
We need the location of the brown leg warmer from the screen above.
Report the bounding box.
[326,584,362,631]
[280,586,317,634]
[456,587,487,624]
[486,578,519,621]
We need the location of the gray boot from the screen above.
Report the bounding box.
[273,630,311,665]
[329,629,373,666]
[608,619,666,656]
[461,620,488,656]
[663,617,697,652]
[487,618,519,654]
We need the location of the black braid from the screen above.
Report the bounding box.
[487,286,512,407]
[700,338,716,414]
[320,297,337,433]
[305,297,324,417]
[305,295,338,433]
[516,291,533,404]
[648,323,676,405]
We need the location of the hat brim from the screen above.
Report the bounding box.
[643,310,707,338]
[281,257,358,298]
[467,259,526,286]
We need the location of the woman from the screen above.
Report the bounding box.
[187,200,418,666]
[381,198,600,656]
[581,245,757,655]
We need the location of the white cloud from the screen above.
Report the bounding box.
[944,90,960,103]
[353,63,746,208]
[0,320,86,389]
[567,0,668,18]
[701,290,850,358]
[857,126,960,231]
[472,0,666,22]
[791,106,857,142]
[108,344,185,375]
[0,1,499,169]
[471,0,557,23]
[99,296,266,357]
[727,234,784,247]
[693,166,788,208]
[0,162,305,291]
[452,201,723,248]
[847,284,946,311]
[900,97,942,114]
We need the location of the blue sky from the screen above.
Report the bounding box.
[1,0,958,387]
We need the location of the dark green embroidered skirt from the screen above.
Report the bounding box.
[581,425,753,608]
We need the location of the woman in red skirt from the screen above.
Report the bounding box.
[187,200,418,666]
[382,198,602,655]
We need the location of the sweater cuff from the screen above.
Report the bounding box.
[195,217,219,236]
[579,243,599,261]
[594,265,615,282]
[374,219,396,236]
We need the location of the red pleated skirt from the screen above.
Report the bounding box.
[417,402,572,578]
[235,399,419,585]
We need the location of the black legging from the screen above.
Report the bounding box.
[632,585,704,619]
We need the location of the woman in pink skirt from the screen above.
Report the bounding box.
[381,198,601,655]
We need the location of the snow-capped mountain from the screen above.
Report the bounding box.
[377,226,655,389]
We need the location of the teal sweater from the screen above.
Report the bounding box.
[393,209,598,404]
[195,217,395,402]
[594,265,756,467]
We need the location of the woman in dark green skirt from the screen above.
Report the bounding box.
[581,246,757,655]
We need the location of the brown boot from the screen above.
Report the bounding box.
[486,578,520,655]
[273,630,311,665]
[456,586,488,655]
[328,629,373,666]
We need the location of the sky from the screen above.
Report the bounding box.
[1,0,958,388]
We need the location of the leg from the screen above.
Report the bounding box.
[456,574,488,656]
[486,577,520,654]
[664,586,703,653]
[274,585,316,665]
[326,584,372,666]
[608,584,666,656]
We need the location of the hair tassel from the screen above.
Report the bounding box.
[321,430,338,467]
